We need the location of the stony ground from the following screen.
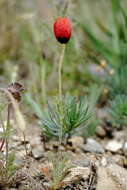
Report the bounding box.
[0,119,127,190]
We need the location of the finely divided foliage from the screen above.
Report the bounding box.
[47,152,74,190]
[107,67,127,98]
[41,94,91,138]
[80,0,127,69]
[108,94,127,127]
[80,0,127,99]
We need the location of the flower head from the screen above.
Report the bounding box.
[8,82,24,102]
[54,17,72,44]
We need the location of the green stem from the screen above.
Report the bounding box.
[58,44,66,102]
[58,44,66,152]
[41,61,46,105]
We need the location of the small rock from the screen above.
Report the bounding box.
[32,145,44,159]
[107,164,127,190]
[96,125,106,137]
[100,157,107,167]
[30,136,41,146]
[105,140,123,152]
[69,136,84,147]
[81,157,91,167]
[63,166,90,184]
[11,134,20,141]
[83,138,105,154]
[123,142,127,156]
[112,131,126,140]
[97,163,127,190]
[43,182,51,188]
[108,155,125,167]
[97,166,120,190]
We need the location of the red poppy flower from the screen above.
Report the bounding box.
[54,17,72,44]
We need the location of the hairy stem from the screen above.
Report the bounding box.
[58,44,66,102]
[5,103,11,181]
[58,44,66,152]
[41,61,46,105]
[0,112,6,151]
[0,88,26,132]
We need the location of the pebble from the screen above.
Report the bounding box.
[63,166,90,184]
[81,157,91,167]
[69,136,84,147]
[123,141,127,156]
[105,140,123,152]
[108,155,125,167]
[100,157,107,167]
[30,136,41,146]
[82,138,105,154]
[11,134,20,142]
[32,145,44,159]
[96,125,106,137]
[112,131,125,140]
[97,166,119,190]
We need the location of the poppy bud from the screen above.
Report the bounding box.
[54,17,72,44]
